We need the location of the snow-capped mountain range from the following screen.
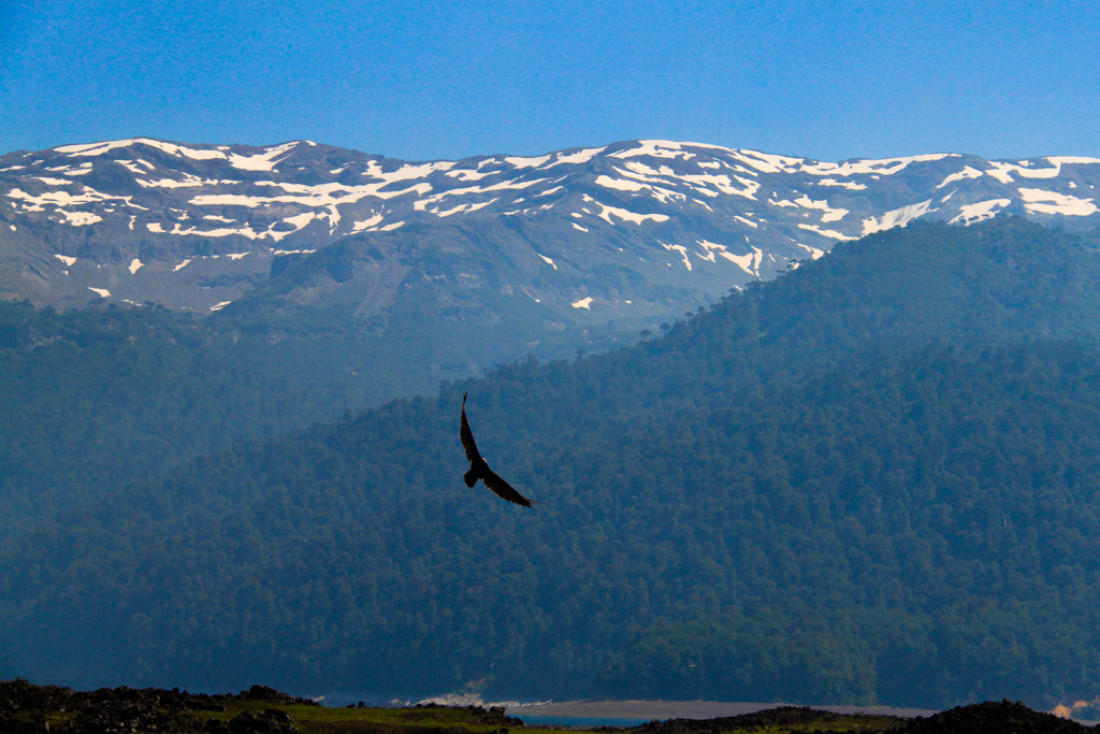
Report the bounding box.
[3,137,1100,325]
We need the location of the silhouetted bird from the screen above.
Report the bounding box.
[460,393,535,507]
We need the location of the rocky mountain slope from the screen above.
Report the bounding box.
[7,138,1100,404]
[4,138,1100,325]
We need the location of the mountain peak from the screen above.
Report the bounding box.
[3,137,1100,327]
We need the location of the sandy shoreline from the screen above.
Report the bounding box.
[505,699,939,721]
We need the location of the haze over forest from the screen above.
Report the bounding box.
[3,204,1100,713]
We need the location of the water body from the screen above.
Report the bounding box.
[313,694,939,725]
[504,700,940,723]
[519,715,652,728]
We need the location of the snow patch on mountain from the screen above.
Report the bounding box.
[8,187,139,213]
[55,140,156,157]
[415,178,544,212]
[55,138,307,173]
[595,174,685,205]
[610,141,696,161]
[696,239,762,267]
[724,246,765,276]
[351,213,385,232]
[32,176,73,187]
[582,195,670,225]
[551,147,607,166]
[984,156,1100,185]
[227,142,300,171]
[62,163,93,177]
[730,149,805,175]
[504,155,551,169]
[61,210,103,226]
[805,153,955,178]
[137,174,243,189]
[681,172,760,200]
[793,195,848,222]
[795,242,827,260]
[799,223,855,241]
[950,199,1011,225]
[424,199,498,217]
[663,243,692,270]
[862,200,936,236]
[149,221,266,239]
[816,177,868,191]
[1018,188,1097,216]
[937,166,984,189]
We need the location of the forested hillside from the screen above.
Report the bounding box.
[0,298,495,529]
[4,218,1100,710]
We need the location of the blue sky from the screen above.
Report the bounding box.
[4,0,1100,162]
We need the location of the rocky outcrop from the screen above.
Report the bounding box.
[904,700,1095,734]
[0,679,315,733]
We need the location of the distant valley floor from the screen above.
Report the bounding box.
[506,698,940,721]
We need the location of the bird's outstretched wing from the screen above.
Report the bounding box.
[460,392,481,463]
[480,465,535,508]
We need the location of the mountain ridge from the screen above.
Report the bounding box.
[5,137,1100,313]
[8,136,1100,402]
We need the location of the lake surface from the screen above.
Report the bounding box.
[313,693,940,724]
[505,699,940,722]
[519,714,652,727]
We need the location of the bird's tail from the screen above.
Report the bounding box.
[464,467,479,488]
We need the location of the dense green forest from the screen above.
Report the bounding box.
[4,218,1100,710]
[0,293,532,529]
[0,243,645,531]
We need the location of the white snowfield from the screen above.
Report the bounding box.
[55,138,305,172]
[1017,187,1097,216]
[5,137,1100,307]
[13,139,1100,241]
[571,296,593,309]
[862,200,937,236]
[950,199,1012,225]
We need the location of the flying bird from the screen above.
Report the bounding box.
[460,393,535,507]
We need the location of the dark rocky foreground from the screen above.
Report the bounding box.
[0,680,312,733]
[629,700,1097,734]
[0,679,1095,733]
[904,700,1097,734]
